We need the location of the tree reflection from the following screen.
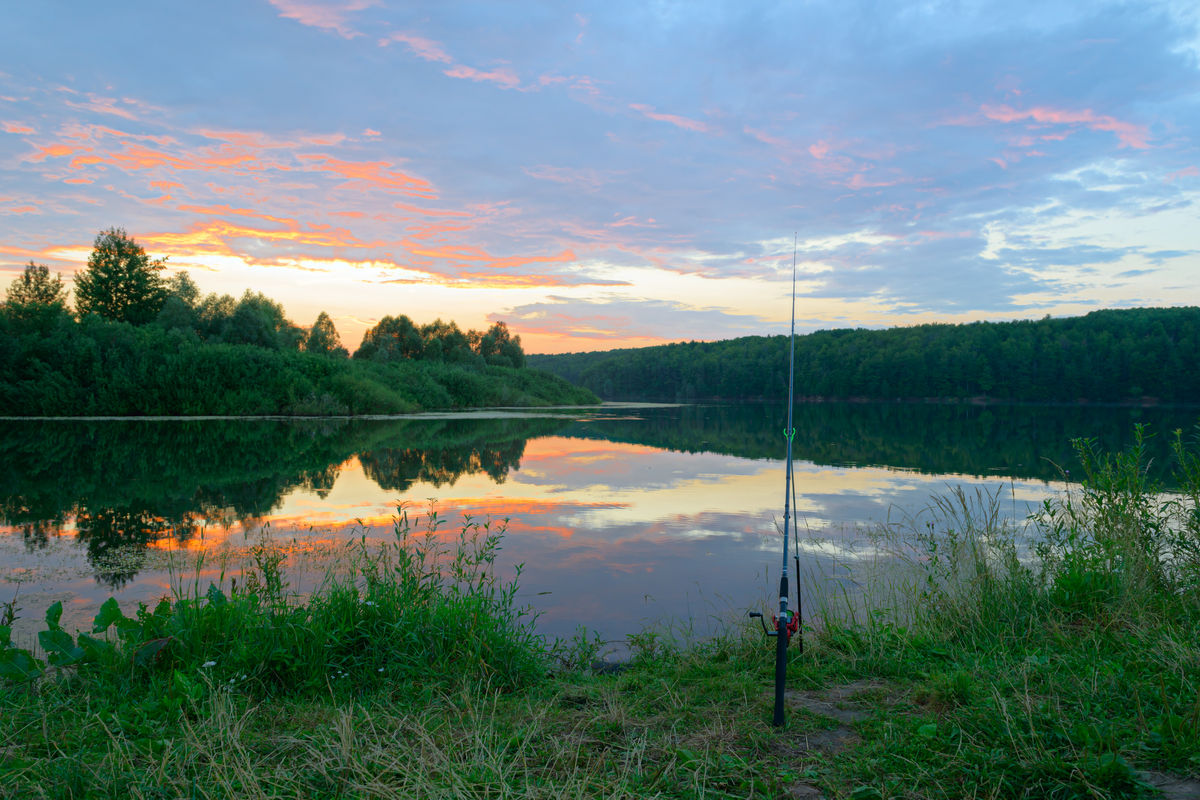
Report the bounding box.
[0,416,569,585]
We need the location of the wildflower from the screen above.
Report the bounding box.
[202,660,216,668]
[365,601,376,607]
[377,667,384,673]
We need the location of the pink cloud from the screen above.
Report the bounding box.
[266,0,376,39]
[523,165,614,191]
[629,103,710,133]
[363,128,381,137]
[1167,165,1199,182]
[443,64,520,90]
[378,31,453,62]
[2,121,34,134]
[970,103,1150,148]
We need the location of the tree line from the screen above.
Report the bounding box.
[529,307,1200,404]
[4,227,526,367]
[0,228,595,415]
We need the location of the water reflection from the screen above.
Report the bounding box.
[1,403,1196,644]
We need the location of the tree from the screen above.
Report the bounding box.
[2,262,70,324]
[304,311,348,357]
[156,271,203,332]
[475,321,525,367]
[355,315,424,362]
[74,228,168,324]
[224,290,304,350]
[420,319,476,363]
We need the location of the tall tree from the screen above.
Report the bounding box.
[355,315,424,361]
[225,290,304,350]
[74,228,168,324]
[475,321,525,368]
[2,262,70,323]
[304,311,348,357]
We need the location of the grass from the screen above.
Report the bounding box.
[2,426,1199,798]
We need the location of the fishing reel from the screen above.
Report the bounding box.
[748,609,800,638]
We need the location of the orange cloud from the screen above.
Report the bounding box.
[145,218,383,253]
[177,203,301,227]
[297,154,434,194]
[62,177,93,184]
[26,143,85,161]
[392,200,470,218]
[2,121,34,134]
[629,103,710,133]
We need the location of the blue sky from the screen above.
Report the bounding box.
[2,0,1198,352]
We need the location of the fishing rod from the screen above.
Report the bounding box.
[749,234,801,727]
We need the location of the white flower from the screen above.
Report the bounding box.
[377,667,384,673]
[201,661,216,668]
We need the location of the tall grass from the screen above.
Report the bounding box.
[802,424,1200,797]
[0,507,547,703]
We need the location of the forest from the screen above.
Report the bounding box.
[529,307,1200,404]
[0,229,596,415]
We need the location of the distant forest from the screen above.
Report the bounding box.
[0,228,596,415]
[529,307,1200,404]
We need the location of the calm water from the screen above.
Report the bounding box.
[2,403,1196,647]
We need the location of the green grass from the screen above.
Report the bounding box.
[2,428,1199,798]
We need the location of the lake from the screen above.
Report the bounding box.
[2,402,1196,652]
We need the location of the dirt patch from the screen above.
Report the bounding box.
[1141,771,1200,800]
[772,679,900,799]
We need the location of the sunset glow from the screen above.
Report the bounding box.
[2,2,1198,352]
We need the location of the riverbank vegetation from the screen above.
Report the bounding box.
[529,307,1200,404]
[2,428,1198,798]
[0,230,596,415]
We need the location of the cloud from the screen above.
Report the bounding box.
[628,103,711,133]
[2,121,34,134]
[266,0,377,39]
[950,103,1152,149]
[443,64,521,90]
[295,154,434,194]
[377,31,453,62]
[522,165,617,191]
[504,296,773,348]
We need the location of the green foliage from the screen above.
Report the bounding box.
[74,228,169,324]
[531,307,1200,403]
[1,262,71,327]
[0,312,596,415]
[355,313,424,361]
[303,310,348,357]
[355,315,527,368]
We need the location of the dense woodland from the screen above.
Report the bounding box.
[0,229,596,415]
[530,307,1200,404]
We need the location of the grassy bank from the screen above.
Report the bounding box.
[2,430,1199,798]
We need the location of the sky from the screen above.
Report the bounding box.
[1,1,1198,354]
